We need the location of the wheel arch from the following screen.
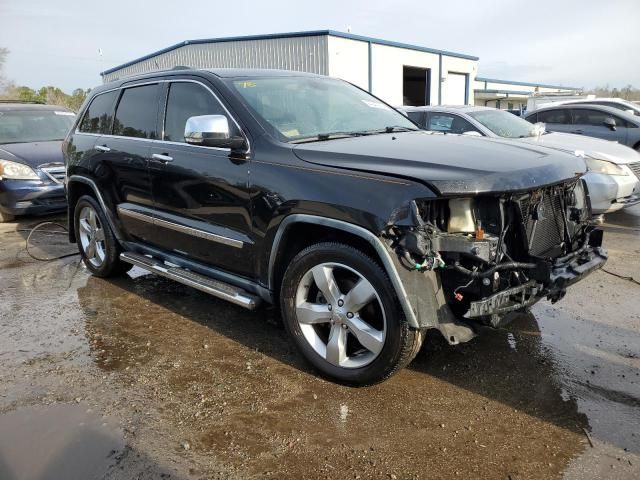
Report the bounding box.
[267,214,420,328]
[66,175,122,243]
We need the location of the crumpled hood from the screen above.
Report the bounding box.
[0,141,64,169]
[517,132,640,165]
[293,131,586,195]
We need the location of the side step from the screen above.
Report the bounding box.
[120,252,261,310]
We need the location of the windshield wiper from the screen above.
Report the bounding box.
[290,131,371,144]
[290,126,418,144]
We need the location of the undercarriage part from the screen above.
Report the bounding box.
[450,261,537,279]
[431,233,499,263]
[464,280,540,321]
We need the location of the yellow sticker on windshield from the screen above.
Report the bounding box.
[282,129,300,138]
[239,81,256,88]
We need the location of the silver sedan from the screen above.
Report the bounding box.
[401,105,640,216]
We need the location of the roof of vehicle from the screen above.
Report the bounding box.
[399,105,493,114]
[0,102,73,112]
[526,103,640,122]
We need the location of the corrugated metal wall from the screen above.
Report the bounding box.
[102,35,329,82]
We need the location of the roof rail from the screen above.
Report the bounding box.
[0,99,46,104]
[171,65,191,70]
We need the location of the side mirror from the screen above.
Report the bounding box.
[603,117,617,131]
[462,130,482,137]
[532,122,546,136]
[185,115,246,150]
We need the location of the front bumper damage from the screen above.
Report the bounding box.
[465,242,607,326]
[383,187,607,344]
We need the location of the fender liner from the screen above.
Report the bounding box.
[66,175,124,242]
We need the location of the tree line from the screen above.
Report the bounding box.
[0,48,90,112]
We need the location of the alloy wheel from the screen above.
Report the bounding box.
[294,262,387,368]
[78,205,106,268]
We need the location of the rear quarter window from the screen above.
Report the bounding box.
[79,91,118,134]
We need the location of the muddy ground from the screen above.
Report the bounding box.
[0,207,639,480]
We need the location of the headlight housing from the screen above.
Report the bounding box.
[0,159,40,180]
[585,158,628,176]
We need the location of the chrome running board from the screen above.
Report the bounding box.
[120,252,260,310]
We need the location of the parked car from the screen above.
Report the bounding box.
[0,101,75,222]
[524,104,640,150]
[528,96,640,117]
[400,105,640,215]
[64,69,606,385]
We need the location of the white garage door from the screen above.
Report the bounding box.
[443,73,467,105]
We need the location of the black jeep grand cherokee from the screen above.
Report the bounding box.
[64,68,606,385]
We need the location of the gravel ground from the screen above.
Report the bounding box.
[0,206,638,480]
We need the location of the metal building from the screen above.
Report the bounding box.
[101,30,580,109]
[101,30,479,107]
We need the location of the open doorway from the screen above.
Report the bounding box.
[403,66,431,106]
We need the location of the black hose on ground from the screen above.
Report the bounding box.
[24,221,79,261]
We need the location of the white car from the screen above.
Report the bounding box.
[401,105,640,216]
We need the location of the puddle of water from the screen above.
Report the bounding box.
[533,303,640,453]
[0,404,124,480]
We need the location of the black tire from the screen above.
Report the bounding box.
[74,195,131,277]
[280,242,423,386]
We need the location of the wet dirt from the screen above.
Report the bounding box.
[1,208,639,479]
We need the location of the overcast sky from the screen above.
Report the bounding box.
[1,0,638,92]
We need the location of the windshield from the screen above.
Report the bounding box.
[468,109,536,138]
[0,109,76,144]
[230,76,416,142]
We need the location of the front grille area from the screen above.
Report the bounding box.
[629,161,640,180]
[418,199,449,231]
[518,187,567,257]
[40,164,65,184]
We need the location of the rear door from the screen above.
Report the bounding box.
[568,108,625,142]
[147,78,254,277]
[97,83,161,242]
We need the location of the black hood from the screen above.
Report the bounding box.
[0,141,64,169]
[293,131,586,195]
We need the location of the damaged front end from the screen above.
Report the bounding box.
[384,179,607,342]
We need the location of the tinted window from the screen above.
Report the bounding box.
[406,111,425,127]
[79,91,117,134]
[113,85,159,139]
[537,109,570,124]
[427,113,478,134]
[526,112,537,123]
[571,109,628,127]
[164,82,230,143]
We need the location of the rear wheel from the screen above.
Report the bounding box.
[74,195,131,277]
[280,242,423,386]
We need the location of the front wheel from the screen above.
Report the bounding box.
[74,195,131,277]
[280,242,423,386]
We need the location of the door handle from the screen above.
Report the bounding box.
[95,145,111,152]
[151,153,173,163]
[573,130,583,134]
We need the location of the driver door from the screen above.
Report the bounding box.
[147,79,254,277]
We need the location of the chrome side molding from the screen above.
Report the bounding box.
[117,205,243,248]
